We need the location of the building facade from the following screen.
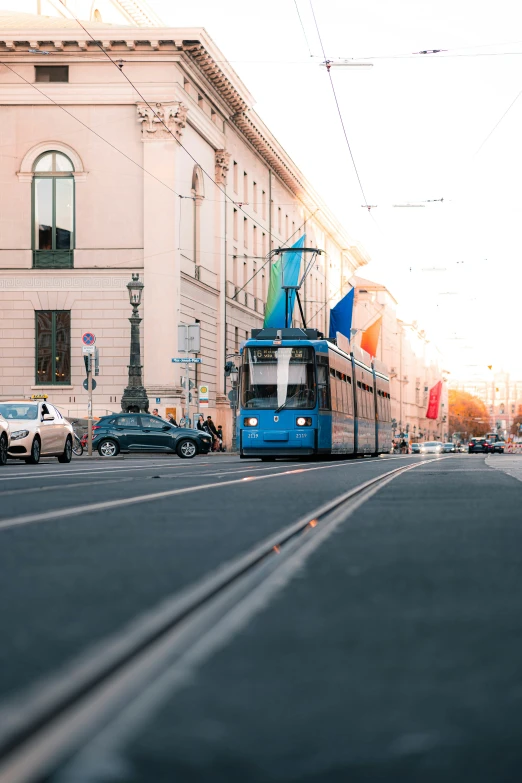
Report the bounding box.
[351,276,449,442]
[450,375,522,438]
[0,10,369,445]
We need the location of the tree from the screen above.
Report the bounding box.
[510,415,522,436]
[448,389,489,438]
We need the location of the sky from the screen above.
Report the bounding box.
[149,0,522,381]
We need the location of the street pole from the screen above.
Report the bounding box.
[87,357,93,456]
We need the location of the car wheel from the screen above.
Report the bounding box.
[25,437,41,465]
[58,436,73,464]
[0,433,7,466]
[98,439,120,458]
[177,439,197,459]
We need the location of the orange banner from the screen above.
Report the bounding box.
[360,316,382,358]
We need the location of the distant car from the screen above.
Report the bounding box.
[442,442,455,453]
[486,440,505,454]
[458,444,467,453]
[0,415,9,466]
[419,441,443,454]
[92,413,213,458]
[0,400,73,464]
[468,437,488,454]
[410,443,421,454]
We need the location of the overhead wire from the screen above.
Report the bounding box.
[308,1,372,212]
[293,0,316,58]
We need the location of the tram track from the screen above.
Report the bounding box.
[0,457,443,783]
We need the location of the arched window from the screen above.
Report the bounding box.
[33,151,75,268]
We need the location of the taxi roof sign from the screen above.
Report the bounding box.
[30,394,48,399]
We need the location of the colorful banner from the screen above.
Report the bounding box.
[263,235,305,328]
[426,380,443,419]
[360,316,382,358]
[329,288,354,340]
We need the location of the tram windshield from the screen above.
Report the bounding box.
[241,346,316,410]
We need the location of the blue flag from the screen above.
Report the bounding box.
[264,235,305,328]
[329,288,354,340]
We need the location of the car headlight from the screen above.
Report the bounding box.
[296,417,312,426]
[244,417,258,427]
[11,430,29,440]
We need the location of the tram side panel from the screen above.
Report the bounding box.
[353,360,377,455]
[374,374,392,454]
[328,349,355,454]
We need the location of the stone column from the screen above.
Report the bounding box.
[138,101,187,418]
[215,149,231,443]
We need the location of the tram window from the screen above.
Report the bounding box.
[330,368,337,410]
[317,355,330,410]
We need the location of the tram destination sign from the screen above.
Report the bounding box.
[251,347,309,361]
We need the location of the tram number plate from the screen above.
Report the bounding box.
[296,433,307,438]
[247,432,259,438]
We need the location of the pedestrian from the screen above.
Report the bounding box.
[206,415,219,451]
[216,424,225,452]
[152,408,159,416]
[196,414,205,431]
[167,413,178,427]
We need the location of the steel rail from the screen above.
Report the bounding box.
[0,457,442,783]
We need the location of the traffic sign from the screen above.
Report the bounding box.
[156,398,161,404]
[228,389,238,404]
[172,357,202,363]
[82,332,96,346]
[83,379,97,391]
[83,345,95,355]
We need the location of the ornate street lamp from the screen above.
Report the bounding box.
[121,273,149,414]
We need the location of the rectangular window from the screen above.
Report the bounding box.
[35,66,69,83]
[233,162,238,193]
[233,208,238,240]
[35,310,71,385]
[262,232,266,257]
[278,207,282,234]
[262,190,267,220]
[253,181,258,212]
[244,217,248,248]
[243,171,248,202]
[253,224,258,254]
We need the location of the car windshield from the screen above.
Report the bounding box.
[241,346,316,410]
[0,403,38,420]
[424,442,440,447]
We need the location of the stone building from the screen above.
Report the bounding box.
[0,4,368,445]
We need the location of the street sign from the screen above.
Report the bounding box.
[228,389,238,404]
[83,345,95,355]
[82,332,96,346]
[178,323,201,353]
[83,379,97,391]
[181,378,195,389]
[199,384,209,408]
[172,357,201,363]
[156,398,161,404]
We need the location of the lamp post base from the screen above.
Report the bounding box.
[121,386,149,414]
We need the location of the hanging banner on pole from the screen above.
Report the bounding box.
[263,235,305,328]
[426,380,443,419]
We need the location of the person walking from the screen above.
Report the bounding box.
[167,413,178,427]
[196,414,205,431]
[206,416,219,451]
[152,408,159,417]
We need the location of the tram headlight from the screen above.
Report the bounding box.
[296,417,312,427]
[244,417,258,427]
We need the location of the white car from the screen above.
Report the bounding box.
[0,415,9,466]
[419,441,443,454]
[0,399,74,464]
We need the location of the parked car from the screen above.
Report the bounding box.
[486,440,505,454]
[409,443,421,454]
[92,413,213,458]
[442,442,455,453]
[468,437,489,454]
[0,399,73,464]
[0,415,9,466]
[419,441,443,454]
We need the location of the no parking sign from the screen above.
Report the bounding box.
[82,332,96,346]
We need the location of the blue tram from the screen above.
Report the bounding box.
[238,327,392,459]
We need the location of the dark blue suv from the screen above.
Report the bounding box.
[92,413,212,458]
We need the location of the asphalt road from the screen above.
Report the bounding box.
[2,452,522,782]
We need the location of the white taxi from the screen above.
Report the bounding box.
[0,398,74,464]
[0,414,9,466]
